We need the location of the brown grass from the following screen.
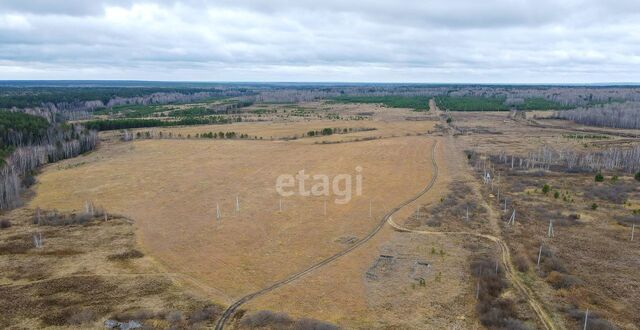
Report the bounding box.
[0,207,223,328]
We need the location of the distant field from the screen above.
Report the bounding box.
[332,95,432,111]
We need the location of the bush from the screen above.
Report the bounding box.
[469,257,529,329]
[636,171,640,182]
[540,255,567,275]
[166,310,184,324]
[591,203,598,210]
[0,219,11,229]
[615,214,640,227]
[446,117,452,123]
[107,249,144,261]
[188,305,220,324]
[554,191,560,199]
[566,307,617,330]
[293,318,340,330]
[240,310,294,328]
[583,183,634,204]
[112,309,155,322]
[547,271,583,289]
[542,184,551,194]
[595,173,604,182]
[514,252,530,273]
[67,309,96,325]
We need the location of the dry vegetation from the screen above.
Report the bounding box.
[0,207,225,329]
[2,94,639,329]
[453,110,640,329]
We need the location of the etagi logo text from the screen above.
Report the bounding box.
[275,167,363,204]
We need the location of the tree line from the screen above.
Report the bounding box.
[84,116,241,131]
[555,102,640,129]
[0,112,98,209]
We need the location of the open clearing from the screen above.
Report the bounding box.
[28,110,467,326]
[5,97,638,329]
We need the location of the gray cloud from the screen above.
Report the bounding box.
[0,0,639,82]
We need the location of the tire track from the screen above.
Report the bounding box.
[214,140,440,329]
[387,217,559,330]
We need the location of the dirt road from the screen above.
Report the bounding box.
[387,214,560,330]
[214,141,441,329]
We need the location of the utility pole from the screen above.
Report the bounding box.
[584,308,589,330]
[216,203,221,221]
[236,195,240,213]
[537,244,543,267]
[548,220,554,238]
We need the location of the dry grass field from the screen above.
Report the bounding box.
[25,105,465,328]
[4,99,638,329]
[0,207,225,329]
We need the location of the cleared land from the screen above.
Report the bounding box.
[4,96,638,329]
[28,108,465,327]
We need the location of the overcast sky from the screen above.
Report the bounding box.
[1,0,639,83]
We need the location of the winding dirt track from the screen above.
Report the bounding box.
[387,216,559,330]
[214,141,440,330]
[214,137,559,330]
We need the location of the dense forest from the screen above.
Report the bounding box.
[0,111,98,209]
[84,116,239,131]
[0,87,248,109]
[555,102,640,129]
[0,111,50,149]
[332,95,573,111]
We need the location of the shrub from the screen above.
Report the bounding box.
[293,318,340,330]
[591,203,598,210]
[107,249,144,261]
[33,206,107,226]
[188,305,220,324]
[166,310,184,324]
[566,307,617,330]
[112,309,155,322]
[0,219,11,229]
[240,310,294,328]
[636,171,640,182]
[542,184,551,194]
[540,255,567,275]
[446,117,453,123]
[554,191,560,199]
[67,309,96,325]
[615,214,640,227]
[583,183,634,204]
[595,173,604,182]
[514,252,530,273]
[468,256,529,329]
[547,271,583,289]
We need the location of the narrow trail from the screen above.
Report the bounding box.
[214,141,440,330]
[386,217,559,330]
